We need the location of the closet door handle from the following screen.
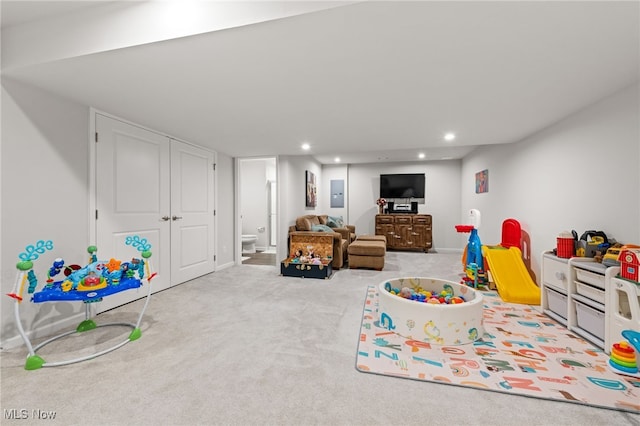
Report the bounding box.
[172,215,183,221]
[161,216,170,221]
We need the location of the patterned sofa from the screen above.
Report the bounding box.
[288,215,356,269]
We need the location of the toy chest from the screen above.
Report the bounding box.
[282,234,334,279]
[574,300,605,340]
[280,260,332,279]
[619,249,640,282]
[545,286,568,319]
[289,234,333,260]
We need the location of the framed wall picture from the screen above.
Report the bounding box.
[475,169,488,193]
[306,170,317,207]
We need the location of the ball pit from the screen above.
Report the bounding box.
[377,277,484,345]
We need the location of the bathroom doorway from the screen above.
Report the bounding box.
[238,157,277,265]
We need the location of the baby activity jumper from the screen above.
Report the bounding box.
[7,236,156,370]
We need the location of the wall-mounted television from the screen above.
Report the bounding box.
[379,173,425,199]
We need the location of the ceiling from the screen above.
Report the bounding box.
[1,1,107,28]
[2,1,639,164]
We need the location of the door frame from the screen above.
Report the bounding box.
[234,156,279,266]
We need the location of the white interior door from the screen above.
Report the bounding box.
[170,140,215,284]
[95,114,171,313]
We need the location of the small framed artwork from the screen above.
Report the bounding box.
[475,169,488,193]
[306,170,317,207]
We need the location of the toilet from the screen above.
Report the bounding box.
[242,235,258,253]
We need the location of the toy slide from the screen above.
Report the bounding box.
[482,245,540,305]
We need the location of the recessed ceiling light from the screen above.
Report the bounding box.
[441,156,453,160]
[334,157,341,163]
[301,143,310,150]
[418,153,425,159]
[444,133,456,141]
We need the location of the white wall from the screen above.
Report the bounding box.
[461,84,640,282]
[320,164,349,220]
[346,161,463,251]
[277,155,322,260]
[1,79,90,347]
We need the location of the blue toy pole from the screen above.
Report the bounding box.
[467,228,484,272]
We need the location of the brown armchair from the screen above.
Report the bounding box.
[288,215,356,269]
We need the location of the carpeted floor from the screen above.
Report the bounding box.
[2,251,639,425]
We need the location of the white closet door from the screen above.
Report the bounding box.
[95,114,171,313]
[170,140,216,284]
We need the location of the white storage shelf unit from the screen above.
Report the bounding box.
[540,252,570,326]
[540,251,621,352]
[568,258,619,350]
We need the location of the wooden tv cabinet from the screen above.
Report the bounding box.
[375,214,432,252]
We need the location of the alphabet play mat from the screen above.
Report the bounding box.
[356,285,640,414]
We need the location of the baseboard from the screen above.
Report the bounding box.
[217,261,236,270]
[0,311,87,351]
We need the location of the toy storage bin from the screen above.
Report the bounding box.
[542,254,569,290]
[575,281,606,304]
[545,286,568,319]
[574,300,605,340]
[575,268,606,289]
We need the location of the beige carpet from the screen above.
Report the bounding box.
[2,252,639,425]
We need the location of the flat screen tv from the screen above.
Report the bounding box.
[380,173,425,199]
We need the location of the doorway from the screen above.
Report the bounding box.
[238,157,277,265]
